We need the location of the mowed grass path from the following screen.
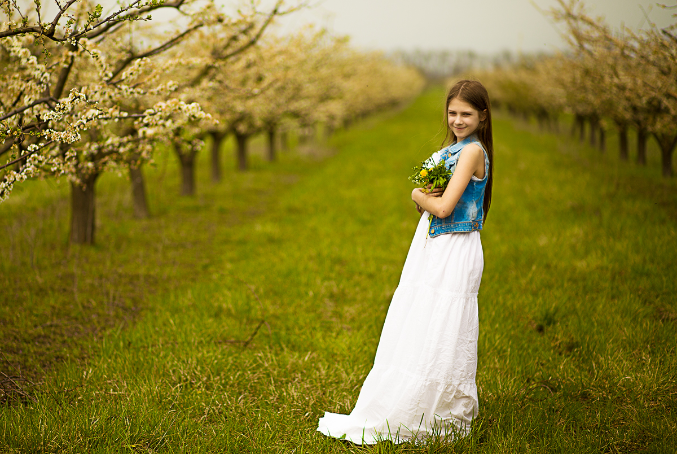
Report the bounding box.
[2,88,676,453]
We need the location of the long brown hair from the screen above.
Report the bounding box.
[444,79,494,221]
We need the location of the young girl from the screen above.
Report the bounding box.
[317,80,493,444]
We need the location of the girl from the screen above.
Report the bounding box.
[317,80,493,444]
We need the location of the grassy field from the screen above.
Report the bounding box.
[1,87,676,453]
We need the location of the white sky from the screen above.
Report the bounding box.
[27,0,674,55]
[270,0,674,54]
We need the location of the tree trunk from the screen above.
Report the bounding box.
[129,164,150,218]
[589,117,598,148]
[654,132,677,178]
[235,132,249,171]
[617,123,629,161]
[598,126,606,153]
[574,115,585,143]
[70,173,99,245]
[179,153,197,196]
[209,131,226,183]
[537,113,546,131]
[637,129,648,166]
[267,127,277,162]
[14,142,28,173]
[172,138,198,196]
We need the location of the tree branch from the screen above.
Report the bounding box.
[0,97,54,122]
[662,28,677,45]
[0,141,54,171]
[219,3,280,60]
[190,3,283,87]
[212,22,256,59]
[0,0,182,43]
[83,0,187,41]
[108,24,202,82]
[52,46,76,99]
[0,139,17,158]
[0,26,48,39]
[72,0,143,39]
[46,0,79,38]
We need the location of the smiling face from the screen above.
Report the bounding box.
[447,98,486,141]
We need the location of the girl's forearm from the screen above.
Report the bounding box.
[412,146,480,218]
[412,190,454,218]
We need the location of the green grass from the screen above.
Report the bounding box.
[1,88,676,453]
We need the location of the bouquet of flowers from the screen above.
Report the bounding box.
[409,152,455,243]
[408,152,453,192]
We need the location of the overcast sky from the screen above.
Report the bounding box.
[271,0,674,54]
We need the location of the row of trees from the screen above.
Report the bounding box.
[1,0,424,244]
[476,0,676,177]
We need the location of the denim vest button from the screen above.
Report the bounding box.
[431,229,435,234]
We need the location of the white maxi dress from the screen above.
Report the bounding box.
[317,207,483,444]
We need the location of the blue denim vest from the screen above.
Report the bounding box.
[428,134,489,238]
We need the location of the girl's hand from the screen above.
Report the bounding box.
[425,184,445,197]
[415,202,424,215]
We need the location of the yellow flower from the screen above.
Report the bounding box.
[420,169,428,177]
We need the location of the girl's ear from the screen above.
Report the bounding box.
[480,109,488,121]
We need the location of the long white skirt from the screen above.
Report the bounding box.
[317,211,483,444]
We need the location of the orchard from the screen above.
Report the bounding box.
[475,0,677,178]
[0,0,425,244]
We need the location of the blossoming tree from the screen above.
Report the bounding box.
[549,0,676,174]
[0,0,220,243]
[0,0,298,241]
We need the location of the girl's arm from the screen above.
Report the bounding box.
[411,143,485,219]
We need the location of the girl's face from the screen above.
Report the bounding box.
[447,98,486,141]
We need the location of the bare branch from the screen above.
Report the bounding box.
[46,0,79,38]
[0,26,47,39]
[77,0,143,36]
[35,0,42,25]
[219,320,265,348]
[69,0,144,40]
